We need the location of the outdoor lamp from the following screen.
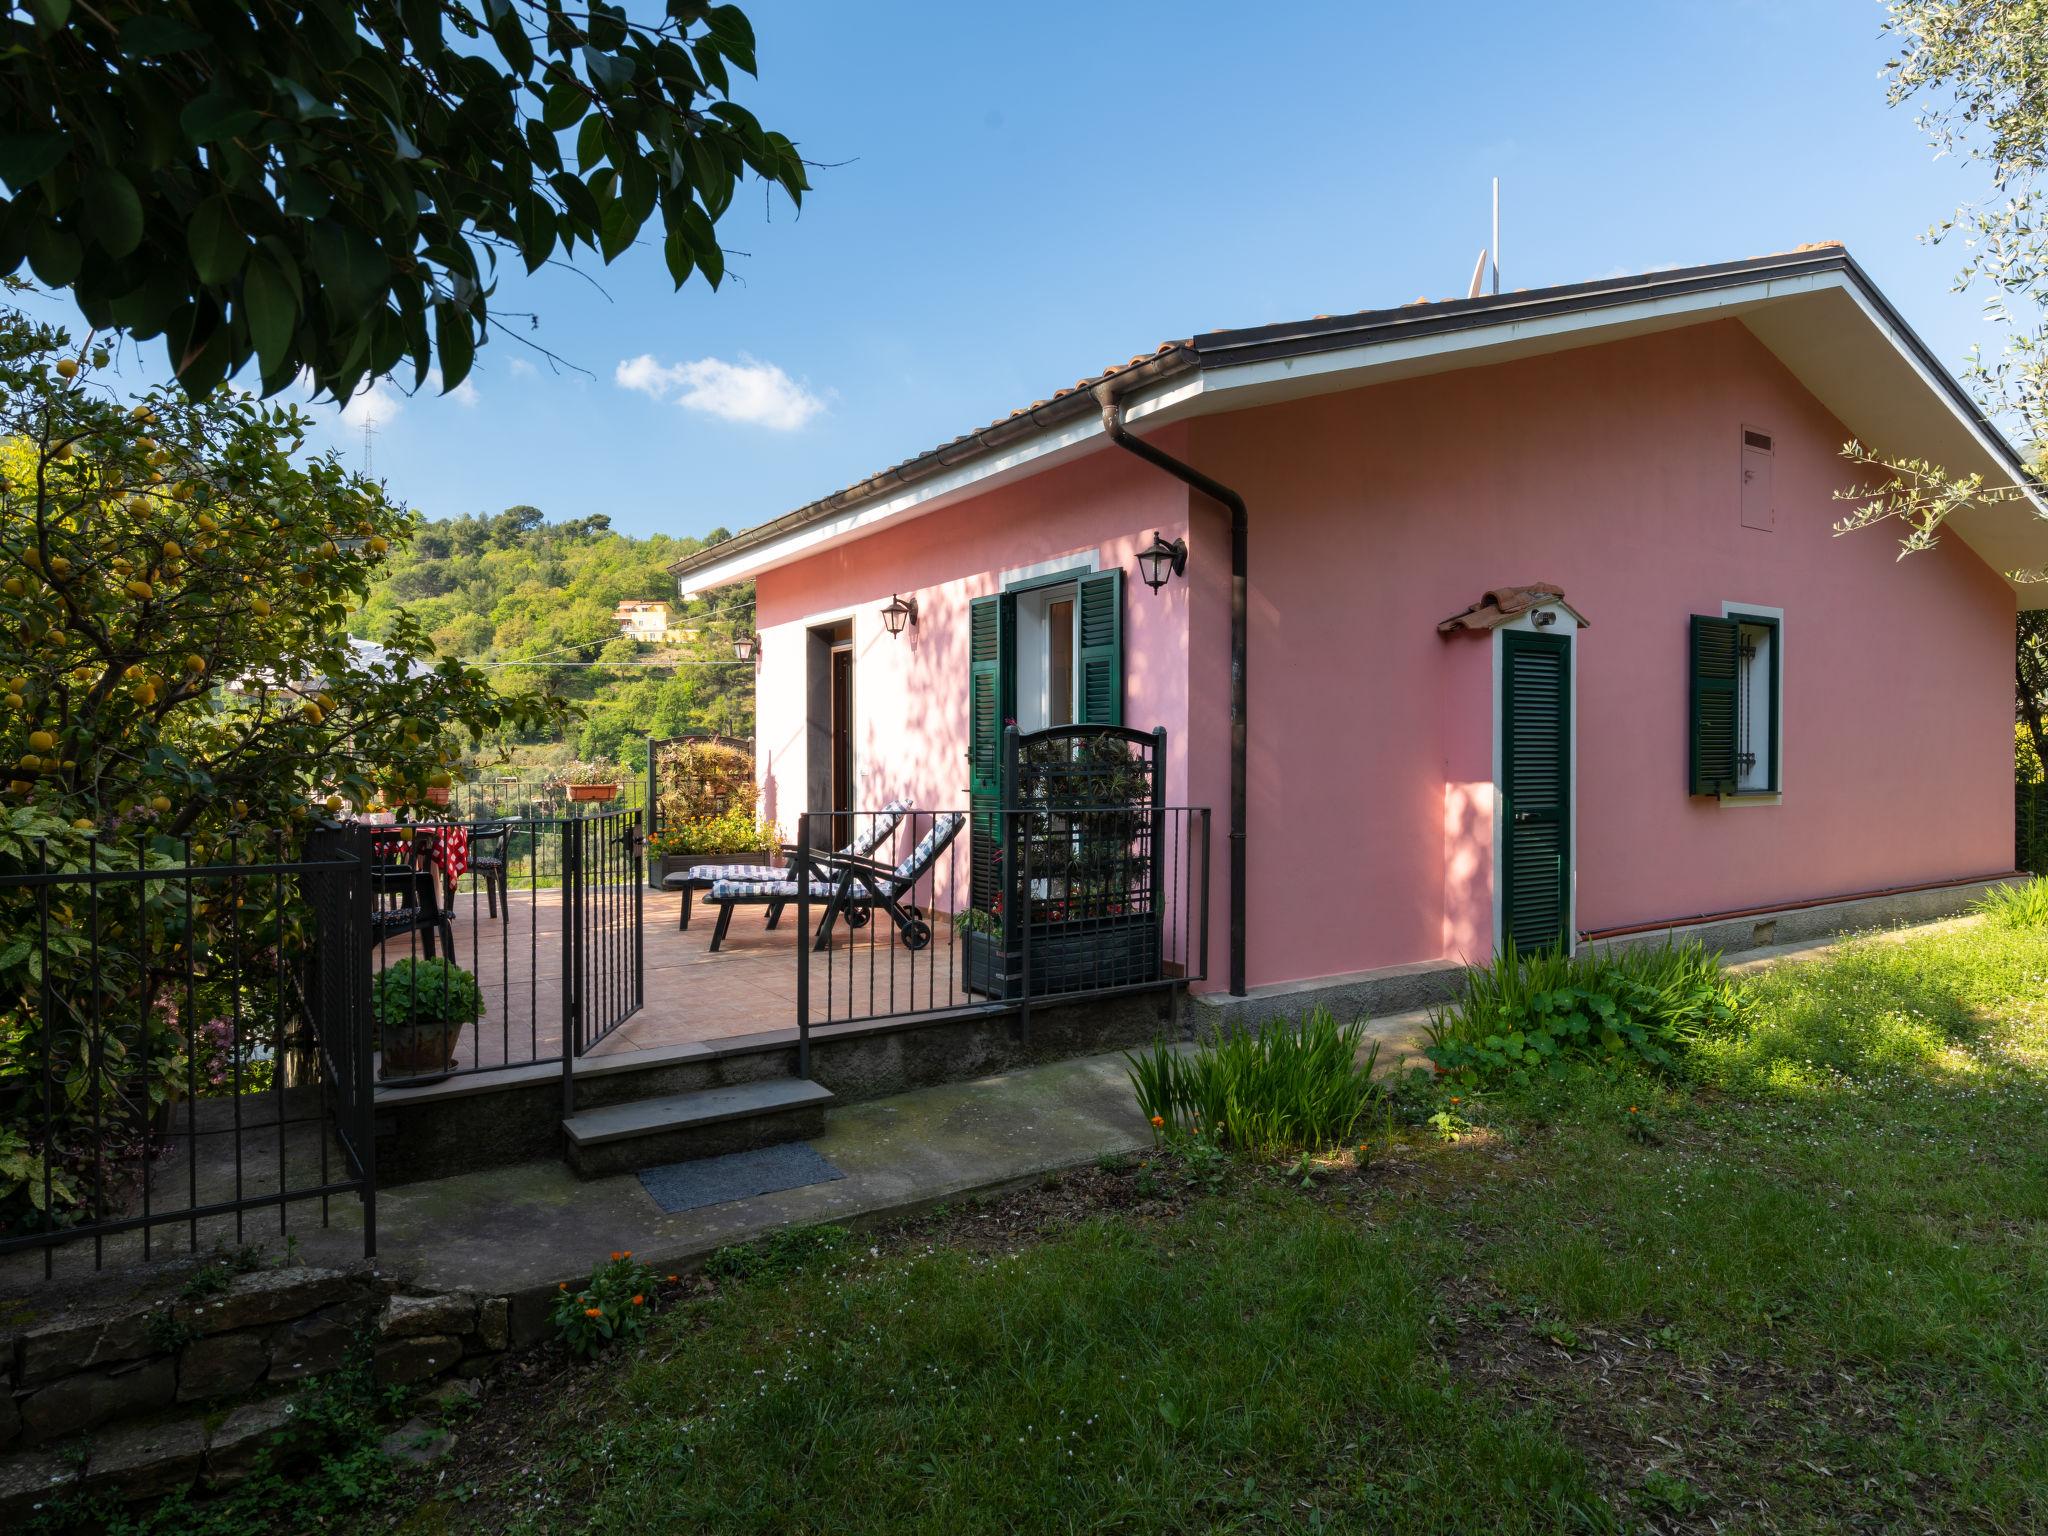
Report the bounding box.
[732,632,757,664]
[880,593,918,637]
[1135,532,1188,592]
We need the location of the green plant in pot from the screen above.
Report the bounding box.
[374,957,485,1081]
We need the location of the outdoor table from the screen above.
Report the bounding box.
[369,824,472,899]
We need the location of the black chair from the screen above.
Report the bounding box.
[465,822,511,919]
[369,841,457,962]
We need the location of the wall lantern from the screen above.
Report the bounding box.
[732,632,758,664]
[880,593,919,637]
[1135,532,1188,592]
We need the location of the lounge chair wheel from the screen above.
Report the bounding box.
[902,917,931,951]
[845,907,870,929]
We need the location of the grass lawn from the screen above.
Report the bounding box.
[53,917,2048,1535]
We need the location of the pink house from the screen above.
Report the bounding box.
[671,245,2046,1017]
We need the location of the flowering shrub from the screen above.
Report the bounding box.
[649,806,776,857]
[552,759,625,788]
[549,1250,660,1356]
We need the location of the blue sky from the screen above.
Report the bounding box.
[17,1,2009,541]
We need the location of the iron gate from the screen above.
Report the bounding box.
[367,809,645,1089]
[564,808,646,1060]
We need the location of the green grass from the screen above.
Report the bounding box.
[195,919,2048,1533]
[1971,875,2048,930]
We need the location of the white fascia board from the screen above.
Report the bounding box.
[1833,282,2048,521]
[679,371,1212,595]
[1191,270,1846,402]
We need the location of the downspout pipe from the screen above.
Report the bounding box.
[1095,388,1249,997]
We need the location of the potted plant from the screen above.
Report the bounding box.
[962,730,1164,1000]
[374,957,485,1082]
[648,806,780,885]
[555,760,622,803]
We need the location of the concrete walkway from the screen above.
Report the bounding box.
[296,1047,1159,1313]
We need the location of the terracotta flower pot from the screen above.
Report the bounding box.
[567,783,619,803]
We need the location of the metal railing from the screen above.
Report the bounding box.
[783,804,1211,1073]
[1,832,376,1278]
[366,811,644,1088]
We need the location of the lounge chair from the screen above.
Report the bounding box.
[704,812,964,954]
[662,799,912,931]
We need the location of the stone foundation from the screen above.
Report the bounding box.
[0,1260,511,1518]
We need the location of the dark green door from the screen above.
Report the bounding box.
[1501,631,1571,956]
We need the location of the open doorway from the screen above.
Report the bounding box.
[806,619,854,849]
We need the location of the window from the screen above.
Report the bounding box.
[1014,584,1079,732]
[1047,595,1075,727]
[1731,616,1776,792]
[1688,610,1780,797]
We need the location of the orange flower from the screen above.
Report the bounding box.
[1449,1096,1461,1105]
[1628,1106,1638,1114]
[584,1307,602,1319]
[557,1282,568,1291]
[666,1274,679,1284]
[631,1295,645,1306]
[1149,1114,1164,1128]
[609,1251,622,1261]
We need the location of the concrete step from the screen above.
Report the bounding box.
[561,1078,834,1180]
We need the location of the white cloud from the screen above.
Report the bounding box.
[337,378,405,431]
[425,367,480,407]
[507,356,536,378]
[614,352,824,430]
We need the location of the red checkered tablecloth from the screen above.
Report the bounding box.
[370,824,471,885]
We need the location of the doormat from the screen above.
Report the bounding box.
[637,1142,845,1214]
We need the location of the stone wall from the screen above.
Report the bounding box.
[1,1262,509,1519]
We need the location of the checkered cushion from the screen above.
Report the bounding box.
[708,878,802,901]
[669,862,783,887]
[849,798,912,859]
[880,813,963,895]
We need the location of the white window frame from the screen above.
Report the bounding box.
[1013,580,1080,733]
[1718,600,1783,806]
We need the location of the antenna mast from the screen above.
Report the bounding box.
[1491,176,1500,295]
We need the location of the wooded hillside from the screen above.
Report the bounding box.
[351,507,754,764]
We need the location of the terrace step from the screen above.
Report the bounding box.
[561,1078,834,1180]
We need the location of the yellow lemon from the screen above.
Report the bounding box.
[184,654,206,673]
[54,358,77,379]
[2,577,20,595]
[149,794,171,814]
[27,731,53,752]
[125,580,153,601]
[162,540,182,559]
[249,596,271,617]
[324,793,342,811]
[72,817,94,831]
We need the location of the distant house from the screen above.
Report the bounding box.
[614,600,673,642]
[670,244,2047,1010]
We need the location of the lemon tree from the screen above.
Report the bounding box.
[0,300,564,1231]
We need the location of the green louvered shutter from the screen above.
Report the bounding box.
[1688,615,1740,797]
[1502,631,1571,956]
[1075,569,1123,726]
[968,592,1014,913]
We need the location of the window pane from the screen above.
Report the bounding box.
[1048,597,1075,726]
